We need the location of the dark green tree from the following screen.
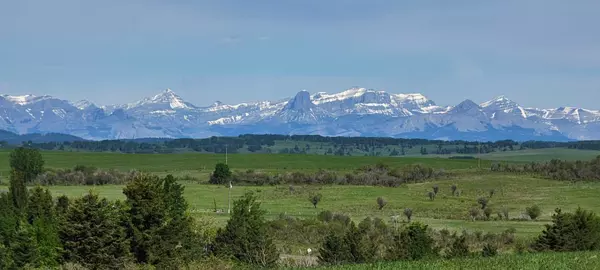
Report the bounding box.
[213,191,279,267]
[318,232,351,265]
[60,191,131,269]
[27,187,61,267]
[532,208,600,252]
[446,233,470,258]
[310,193,322,208]
[9,147,44,184]
[210,163,232,185]
[10,223,38,269]
[124,174,197,267]
[9,170,28,214]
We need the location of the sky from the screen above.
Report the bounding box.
[1,0,599,109]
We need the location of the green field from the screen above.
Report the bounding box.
[479,148,600,162]
[10,172,597,240]
[305,251,600,270]
[0,150,490,177]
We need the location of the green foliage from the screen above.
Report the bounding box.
[9,147,44,183]
[446,233,470,258]
[319,232,350,265]
[432,185,439,195]
[403,208,413,222]
[482,243,498,257]
[427,191,435,201]
[9,170,28,214]
[387,222,435,261]
[210,163,232,185]
[60,191,131,269]
[376,197,387,210]
[477,197,489,209]
[27,186,61,267]
[526,205,541,220]
[123,174,197,266]
[483,207,493,220]
[0,243,14,269]
[11,223,39,268]
[469,208,480,221]
[533,208,600,252]
[56,195,70,217]
[213,191,279,267]
[489,189,495,198]
[310,193,323,208]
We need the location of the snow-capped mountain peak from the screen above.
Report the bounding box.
[0,87,599,141]
[129,89,194,110]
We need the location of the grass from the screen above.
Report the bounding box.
[0,150,490,178]
[12,172,599,240]
[479,148,600,162]
[304,251,600,270]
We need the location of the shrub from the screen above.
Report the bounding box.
[376,197,387,210]
[446,233,469,258]
[483,207,493,220]
[526,205,541,220]
[432,185,439,196]
[310,193,322,208]
[469,208,480,221]
[481,243,498,257]
[502,207,509,220]
[427,192,435,201]
[387,222,435,261]
[532,208,600,252]
[477,197,489,209]
[318,211,334,222]
[489,189,495,198]
[404,208,413,222]
[451,185,457,196]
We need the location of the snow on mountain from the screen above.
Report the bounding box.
[0,87,598,141]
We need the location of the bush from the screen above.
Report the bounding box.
[483,207,493,220]
[210,163,231,185]
[310,193,322,208]
[318,211,334,222]
[387,222,435,261]
[481,243,498,257]
[526,205,541,220]
[489,189,495,198]
[477,197,488,209]
[427,192,435,201]
[404,208,413,222]
[432,185,439,196]
[446,233,469,258]
[451,185,457,196]
[502,207,509,220]
[376,197,387,210]
[532,208,600,252]
[469,208,479,221]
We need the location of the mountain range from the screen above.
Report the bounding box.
[1,87,598,141]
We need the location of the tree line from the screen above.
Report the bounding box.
[491,156,600,181]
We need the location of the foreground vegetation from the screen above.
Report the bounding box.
[307,251,600,270]
[3,147,600,269]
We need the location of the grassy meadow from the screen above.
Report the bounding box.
[305,251,600,270]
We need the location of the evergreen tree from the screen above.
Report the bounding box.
[26,186,61,267]
[213,191,279,267]
[9,170,28,214]
[319,232,350,265]
[0,242,14,269]
[124,174,197,267]
[210,163,232,185]
[60,191,131,269]
[11,223,38,269]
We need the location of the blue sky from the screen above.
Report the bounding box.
[1,0,599,108]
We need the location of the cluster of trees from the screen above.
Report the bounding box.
[491,156,600,181]
[15,134,530,155]
[35,165,138,186]
[0,147,278,269]
[210,162,446,187]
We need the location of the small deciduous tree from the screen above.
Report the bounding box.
[526,205,541,220]
[403,208,413,222]
[210,163,231,185]
[310,193,322,208]
[376,197,387,210]
[9,147,44,184]
[469,208,480,221]
[427,191,435,201]
[451,184,458,196]
[432,185,439,196]
[483,207,493,220]
[477,197,489,209]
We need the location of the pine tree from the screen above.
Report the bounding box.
[60,191,131,269]
[11,223,39,269]
[9,170,28,214]
[213,191,279,267]
[27,187,61,267]
[124,174,197,266]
